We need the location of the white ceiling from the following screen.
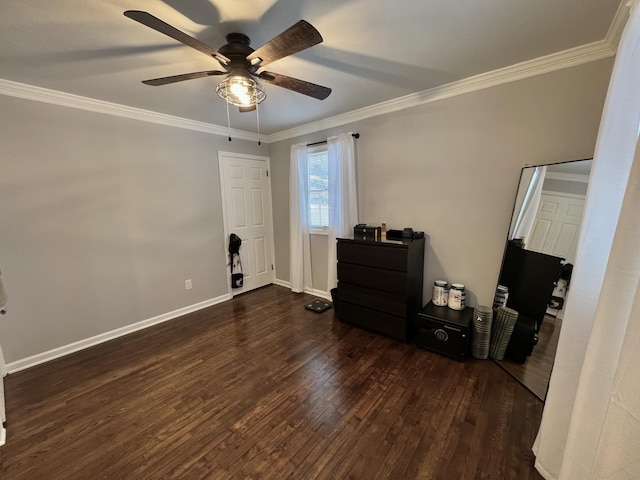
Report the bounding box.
[0,0,624,137]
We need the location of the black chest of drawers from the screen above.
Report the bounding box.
[333,236,425,342]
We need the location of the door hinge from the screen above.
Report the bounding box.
[266,170,269,177]
[271,264,274,270]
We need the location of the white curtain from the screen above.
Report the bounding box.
[327,133,359,291]
[289,142,312,293]
[533,2,640,478]
[509,165,546,243]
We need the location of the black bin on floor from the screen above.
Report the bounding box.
[504,315,538,364]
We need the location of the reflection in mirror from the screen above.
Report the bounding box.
[495,158,592,401]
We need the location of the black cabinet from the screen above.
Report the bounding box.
[333,236,425,342]
[416,302,473,360]
[499,240,563,331]
[498,240,563,363]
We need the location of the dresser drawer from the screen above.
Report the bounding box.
[334,299,408,342]
[337,283,407,316]
[337,241,408,271]
[337,263,407,295]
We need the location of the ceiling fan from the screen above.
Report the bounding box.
[123,10,332,112]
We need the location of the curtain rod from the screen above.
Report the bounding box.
[307,133,360,147]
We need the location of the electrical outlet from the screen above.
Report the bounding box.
[185,279,192,290]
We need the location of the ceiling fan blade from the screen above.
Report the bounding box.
[142,70,226,86]
[258,71,331,100]
[239,105,257,113]
[124,10,230,65]
[247,20,322,68]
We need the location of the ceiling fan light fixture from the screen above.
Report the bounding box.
[125,12,330,108]
[216,73,266,107]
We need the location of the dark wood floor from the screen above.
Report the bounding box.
[496,315,562,401]
[0,285,543,480]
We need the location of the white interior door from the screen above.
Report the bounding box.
[527,192,585,264]
[219,152,275,295]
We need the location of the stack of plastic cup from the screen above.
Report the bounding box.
[472,305,493,359]
[489,307,519,360]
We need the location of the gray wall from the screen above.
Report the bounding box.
[0,96,264,363]
[270,58,613,307]
[0,57,613,364]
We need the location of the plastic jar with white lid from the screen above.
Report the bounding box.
[448,283,465,310]
[432,280,448,306]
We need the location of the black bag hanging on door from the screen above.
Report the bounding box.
[229,233,243,289]
[228,233,241,256]
[231,254,243,288]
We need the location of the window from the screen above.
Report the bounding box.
[308,146,329,230]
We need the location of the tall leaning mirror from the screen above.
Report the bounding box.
[494,158,592,400]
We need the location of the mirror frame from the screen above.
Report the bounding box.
[494,157,593,400]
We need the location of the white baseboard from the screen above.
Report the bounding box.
[0,425,5,447]
[6,293,232,374]
[273,278,291,289]
[273,279,331,301]
[307,288,332,301]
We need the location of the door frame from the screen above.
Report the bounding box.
[218,151,276,296]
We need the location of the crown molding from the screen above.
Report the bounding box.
[267,40,616,143]
[545,172,590,183]
[266,2,629,144]
[607,0,631,50]
[0,2,630,145]
[0,79,259,142]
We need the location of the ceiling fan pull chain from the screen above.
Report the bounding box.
[256,102,261,146]
[225,90,232,142]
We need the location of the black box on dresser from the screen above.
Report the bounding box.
[415,301,473,360]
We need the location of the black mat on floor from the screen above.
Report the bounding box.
[305,300,332,313]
